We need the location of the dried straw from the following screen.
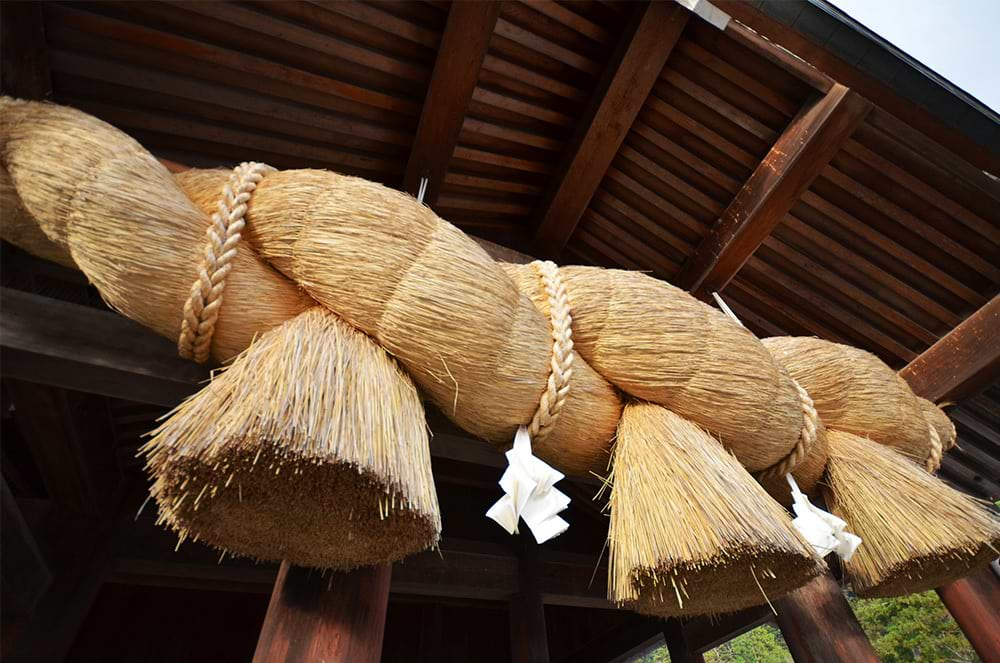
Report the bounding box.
[1,164,76,268]
[172,167,623,475]
[823,430,1000,597]
[0,97,312,361]
[762,336,931,464]
[918,397,957,453]
[608,402,822,617]
[144,307,440,569]
[504,264,826,492]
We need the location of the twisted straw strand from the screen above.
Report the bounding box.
[757,380,818,481]
[527,261,574,441]
[925,423,942,473]
[178,162,273,363]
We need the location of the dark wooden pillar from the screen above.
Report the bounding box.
[936,567,1000,663]
[509,536,550,663]
[774,573,878,663]
[663,619,705,663]
[253,562,391,663]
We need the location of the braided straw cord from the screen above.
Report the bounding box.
[527,261,575,441]
[925,423,942,473]
[757,380,819,481]
[178,162,274,363]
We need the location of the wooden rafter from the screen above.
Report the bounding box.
[678,83,872,295]
[0,1,51,100]
[401,1,501,205]
[531,2,689,256]
[898,294,1000,403]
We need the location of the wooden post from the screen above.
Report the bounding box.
[509,535,550,663]
[253,562,391,663]
[663,619,705,663]
[774,573,878,663]
[936,567,1000,663]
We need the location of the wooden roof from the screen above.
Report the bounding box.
[2,0,998,498]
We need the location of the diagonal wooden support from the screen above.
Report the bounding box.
[678,83,872,296]
[532,2,689,257]
[401,1,501,205]
[774,573,878,663]
[935,567,1000,663]
[253,562,391,663]
[899,294,1000,403]
[897,294,1000,659]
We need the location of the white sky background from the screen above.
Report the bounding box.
[828,0,1000,113]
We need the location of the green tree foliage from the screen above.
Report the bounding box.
[632,591,979,663]
[703,625,791,663]
[850,591,980,663]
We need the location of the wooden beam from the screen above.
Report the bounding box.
[532,2,689,256]
[0,480,52,617]
[898,294,1000,403]
[663,620,704,663]
[714,2,1000,177]
[774,573,878,663]
[0,1,51,100]
[935,567,1000,663]
[253,562,391,663]
[6,381,120,516]
[509,535,550,663]
[401,1,500,204]
[678,84,872,295]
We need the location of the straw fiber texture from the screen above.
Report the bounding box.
[0,98,312,361]
[504,264,825,488]
[823,430,1000,597]
[144,307,440,569]
[918,397,956,453]
[608,402,821,617]
[763,337,932,464]
[1,164,77,269]
[174,167,623,476]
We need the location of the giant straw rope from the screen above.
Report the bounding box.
[2,98,997,609]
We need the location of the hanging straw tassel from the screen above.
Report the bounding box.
[608,402,822,617]
[171,166,623,476]
[143,307,440,569]
[822,430,1000,597]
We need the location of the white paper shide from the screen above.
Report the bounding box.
[486,426,570,544]
[787,475,862,562]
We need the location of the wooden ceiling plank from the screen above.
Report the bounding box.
[604,166,708,239]
[799,190,984,309]
[531,2,690,256]
[661,67,779,143]
[824,167,1000,282]
[843,139,998,245]
[645,95,759,170]
[618,145,724,217]
[632,120,742,193]
[401,1,501,204]
[47,5,420,117]
[783,215,961,328]
[898,294,1000,404]
[674,40,800,117]
[743,258,917,363]
[764,232,939,346]
[678,84,872,295]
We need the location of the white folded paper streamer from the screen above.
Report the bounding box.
[486,426,570,544]
[787,474,862,562]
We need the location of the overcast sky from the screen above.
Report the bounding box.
[828,0,1000,113]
